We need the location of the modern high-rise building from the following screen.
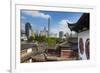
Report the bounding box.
[40,27,48,37]
[25,22,32,39]
[59,31,64,39]
[21,29,27,41]
[48,18,50,37]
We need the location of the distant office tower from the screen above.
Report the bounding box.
[21,29,27,41]
[25,22,32,39]
[59,31,63,39]
[35,30,39,36]
[40,27,48,37]
[48,18,50,37]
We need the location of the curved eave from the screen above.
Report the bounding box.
[68,23,78,32]
[68,13,89,33]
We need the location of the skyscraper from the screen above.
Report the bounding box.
[48,18,50,37]
[59,31,64,39]
[40,27,48,37]
[25,22,32,39]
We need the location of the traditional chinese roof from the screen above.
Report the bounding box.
[57,37,78,50]
[21,42,37,50]
[68,13,89,33]
[68,37,78,44]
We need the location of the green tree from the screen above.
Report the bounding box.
[27,36,34,42]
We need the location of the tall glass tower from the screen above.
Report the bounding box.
[48,18,50,37]
[25,22,32,39]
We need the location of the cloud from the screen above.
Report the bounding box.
[21,16,26,20]
[22,10,51,19]
[58,19,78,37]
[58,19,71,34]
[50,19,72,37]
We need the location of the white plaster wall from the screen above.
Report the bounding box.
[27,48,32,53]
[78,30,89,60]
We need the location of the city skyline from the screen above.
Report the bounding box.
[21,10,83,37]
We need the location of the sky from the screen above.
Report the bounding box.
[21,10,83,37]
